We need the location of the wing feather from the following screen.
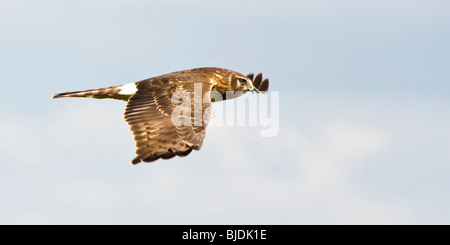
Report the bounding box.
[124,73,215,164]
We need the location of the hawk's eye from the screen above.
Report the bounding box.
[238,77,246,84]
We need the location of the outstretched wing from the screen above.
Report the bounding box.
[124,75,214,164]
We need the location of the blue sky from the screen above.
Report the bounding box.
[0,0,449,224]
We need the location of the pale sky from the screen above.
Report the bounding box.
[0,0,449,224]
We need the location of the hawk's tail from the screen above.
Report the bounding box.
[51,83,137,101]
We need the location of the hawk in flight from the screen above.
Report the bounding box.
[52,67,269,164]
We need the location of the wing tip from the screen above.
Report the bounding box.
[131,156,142,164]
[130,146,196,165]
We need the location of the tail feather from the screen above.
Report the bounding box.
[51,84,136,101]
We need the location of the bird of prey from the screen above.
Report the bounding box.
[52,67,269,164]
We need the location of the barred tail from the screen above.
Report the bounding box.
[51,83,137,101]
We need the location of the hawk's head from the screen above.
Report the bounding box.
[230,74,255,92]
[211,68,269,101]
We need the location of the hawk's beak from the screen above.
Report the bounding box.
[252,86,260,94]
[249,81,260,94]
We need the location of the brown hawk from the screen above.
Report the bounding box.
[52,67,269,164]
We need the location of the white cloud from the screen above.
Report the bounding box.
[323,121,389,163]
[196,119,395,224]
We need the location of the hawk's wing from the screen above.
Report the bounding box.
[124,76,214,164]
